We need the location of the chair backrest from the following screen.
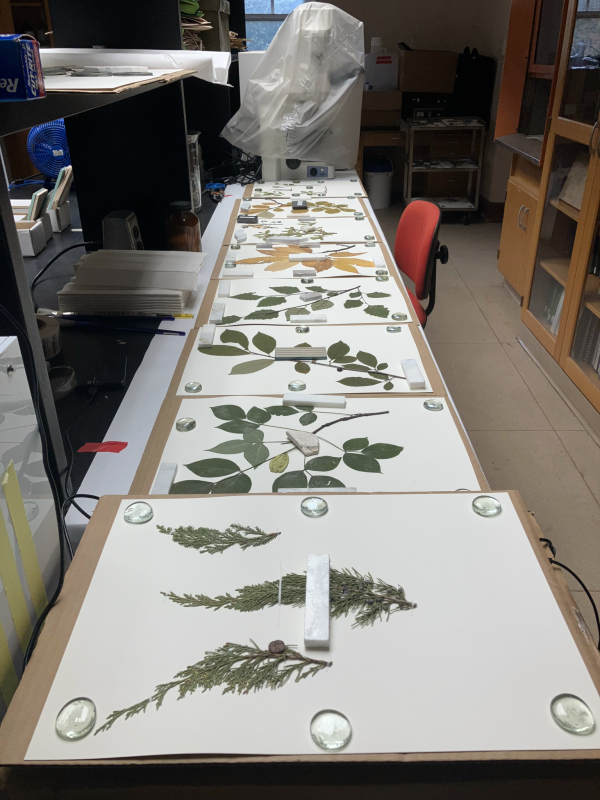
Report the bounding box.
[393,200,442,300]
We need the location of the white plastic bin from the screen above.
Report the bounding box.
[364,156,394,209]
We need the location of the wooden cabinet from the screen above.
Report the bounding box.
[498,178,538,296]
[520,0,600,412]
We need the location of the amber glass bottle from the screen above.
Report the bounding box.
[166,200,201,252]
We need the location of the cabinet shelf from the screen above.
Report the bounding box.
[538,256,570,286]
[583,274,600,318]
[549,197,580,221]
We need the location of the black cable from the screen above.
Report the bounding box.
[61,493,100,556]
[63,387,99,502]
[549,558,600,651]
[30,241,99,308]
[539,537,556,557]
[0,301,72,668]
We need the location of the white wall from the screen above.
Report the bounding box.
[331,0,514,204]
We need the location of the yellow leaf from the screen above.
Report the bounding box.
[269,452,290,473]
[265,261,294,272]
[334,258,378,269]
[330,262,359,274]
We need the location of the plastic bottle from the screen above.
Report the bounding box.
[166,200,201,252]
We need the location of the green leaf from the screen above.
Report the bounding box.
[244,442,270,467]
[231,292,261,300]
[299,412,317,426]
[311,299,334,311]
[243,428,264,442]
[294,342,312,347]
[200,345,249,356]
[305,455,341,471]
[220,329,249,350]
[344,299,363,309]
[343,437,369,451]
[272,470,308,492]
[258,296,287,307]
[335,356,357,364]
[356,350,377,368]
[211,404,246,421]
[252,331,277,354]
[271,286,300,295]
[341,364,373,372]
[377,362,388,370]
[295,405,314,411]
[221,315,242,325]
[343,453,382,473]
[269,452,289,473]
[265,406,297,416]
[185,458,240,478]
[328,341,351,360]
[206,440,249,454]
[295,361,310,374]
[349,291,361,298]
[247,406,271,424]
[211,473,252,494]
[366,292,391,298]
[217,419,259,434]
[384,381,394,391]
[337,377,380,387]
[308,475,346,488]
[285,307,310,320]
[244,309,279,320]
[362,443,404,459]
[364,305,389,319]
[230,358,273,375]
[170,480,213,495]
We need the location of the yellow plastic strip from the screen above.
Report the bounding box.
[2,463,47,617]
[0,507,32,654]
[0,620,18,706]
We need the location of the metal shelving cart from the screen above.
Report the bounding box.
[403,117,486,224]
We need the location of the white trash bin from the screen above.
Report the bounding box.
[363,156,394,209]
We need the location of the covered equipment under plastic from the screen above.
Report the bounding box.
[221,2,364,171]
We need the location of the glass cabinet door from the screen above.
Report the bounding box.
[568,218,600,386]
[527,135,591,339]
[560,0,600,124]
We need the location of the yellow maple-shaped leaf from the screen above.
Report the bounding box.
[264,261,296,272]
[335,258,378,269]
[316,260,358,274]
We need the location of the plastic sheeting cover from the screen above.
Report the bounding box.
[222,2,364,169]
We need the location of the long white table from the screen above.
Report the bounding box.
[67,174,484,540]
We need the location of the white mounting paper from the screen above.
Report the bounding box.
[26,493,600,760]
[220,277,409,326]
[219,243,389,280]
[177,325,432,396]
[151,396,480,494]
[225,216,380,246]
[251,178,366,198]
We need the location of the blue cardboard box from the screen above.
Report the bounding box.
[0,34,45,102]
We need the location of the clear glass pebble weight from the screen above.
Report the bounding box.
[295,326,310,333]
[386,326,402,333]
[301,278,314,284]
[310,710,352,749]
[56,698,96,740]
[123,501,154,524]
[551,694,595,735]
[301,497,329,518]
[376,276,389,282]
[224,261,236,269]
[288,380,306,392]
[365,242,375,247]
[230,244,241,250]
[375,269,388,276]
[176,417,196,432]
[364,235,375,241]
[424,400,444,411]
[472,495,502,517]
[392,313,408,321]
[184,381,202,393]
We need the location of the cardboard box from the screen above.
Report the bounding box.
[199,0,230,52]
[362,90,402,111]
[0,34,45,102]
[398,50,458,94]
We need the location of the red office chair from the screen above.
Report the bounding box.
[393,200,448,327]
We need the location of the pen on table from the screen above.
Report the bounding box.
[58,320,185,336]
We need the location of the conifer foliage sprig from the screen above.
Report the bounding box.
[157,523,280,555]
[96,640,331,734]
[163,567,416,628]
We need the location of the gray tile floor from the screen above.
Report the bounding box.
[376,203,600,638]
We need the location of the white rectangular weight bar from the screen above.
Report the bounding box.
[304,554,330,649]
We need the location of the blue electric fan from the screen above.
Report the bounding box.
[26,119,71,186]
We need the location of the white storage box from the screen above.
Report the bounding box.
[365,52,399,91]
[16,220,46,257]
[49,201,71,233]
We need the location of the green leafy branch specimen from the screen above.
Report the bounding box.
[157,523,281,555]
[164,567,416,628]
[221,283,361,324]
[95,641,331,733]
[254,224,335,242]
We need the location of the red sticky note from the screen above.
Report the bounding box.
[78,441,128,454]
